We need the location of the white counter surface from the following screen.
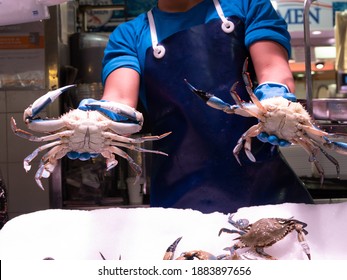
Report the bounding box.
[0,202,346,260]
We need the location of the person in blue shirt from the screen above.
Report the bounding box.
[72,0,313,214]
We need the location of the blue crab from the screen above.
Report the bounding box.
[11,85,170,189]
[185,58,347,185]
[219,215,311,260]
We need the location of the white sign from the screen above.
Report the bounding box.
[275,0,347,32]
[0,0,70,26]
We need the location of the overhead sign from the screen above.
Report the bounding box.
[275,0,347,32]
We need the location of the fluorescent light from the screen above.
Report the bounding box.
[315,62,325,69]
[312,30,322,35]
[315,46,336,59]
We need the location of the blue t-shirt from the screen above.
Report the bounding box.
[102,0,290,91]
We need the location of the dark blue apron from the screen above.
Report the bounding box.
[143,16,313,214]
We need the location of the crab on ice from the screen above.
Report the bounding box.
[11,85,170,189]
[185,58,347,185]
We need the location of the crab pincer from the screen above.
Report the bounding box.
[184,79,241,114]
[163,237,183,260]
[24,85,76,122]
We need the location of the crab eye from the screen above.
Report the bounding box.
[237,219,249,228]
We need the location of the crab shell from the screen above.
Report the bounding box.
[252,97,313,141]
[235,218,300,248]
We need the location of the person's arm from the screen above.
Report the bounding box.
[102,67,141,108]
[250,40,294,92]
[250,41,296,146]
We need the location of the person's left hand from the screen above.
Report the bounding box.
[254,83,297,147]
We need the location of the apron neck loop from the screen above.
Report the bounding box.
[147,0,234,59]
[147,10,166,59]
[212,0,235,33]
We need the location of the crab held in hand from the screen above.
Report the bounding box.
[186,58,347,185]
[11,85,170,189]
[219,215,311,260]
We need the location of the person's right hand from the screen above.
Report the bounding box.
[254,83,296,147]
[67,98,135,161]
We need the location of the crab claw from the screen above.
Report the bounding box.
[184,79,215,102]
[323,136,347,155]
[86,101,144,126]
[184,79,239,114]
[163,237,182,260]
[24,85,76,123]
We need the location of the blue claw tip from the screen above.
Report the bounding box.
[184,79,213,102]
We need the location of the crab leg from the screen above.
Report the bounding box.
[101,151,119,170]
[297,230,311,260]
[111,141,169,156]
[35,164,49,190]
[23,141,62,189]
[242,57,253,89]
[300,123,329,137]
[242,58,267,114]
[218,227,245,236]
[11,117,73,141]
[108,146,143,179]
[298,122,344,152]
[233,124,260,164]
[23,141,62,172]
[24,85,76,122]
[230,82,264,118]
[296,138,327,185]
[293,221,311,260]
[323,137,347,155]
[34,145,66,189]
[103,131,171,156]
[310,137,341,178]
[299,135,342,182]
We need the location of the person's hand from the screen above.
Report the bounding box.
[254,83,297,147]
[76,98,128,121]
[67,98,130,161]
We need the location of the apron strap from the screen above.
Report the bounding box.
[147,9,166,59]
[147,0,234,59]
